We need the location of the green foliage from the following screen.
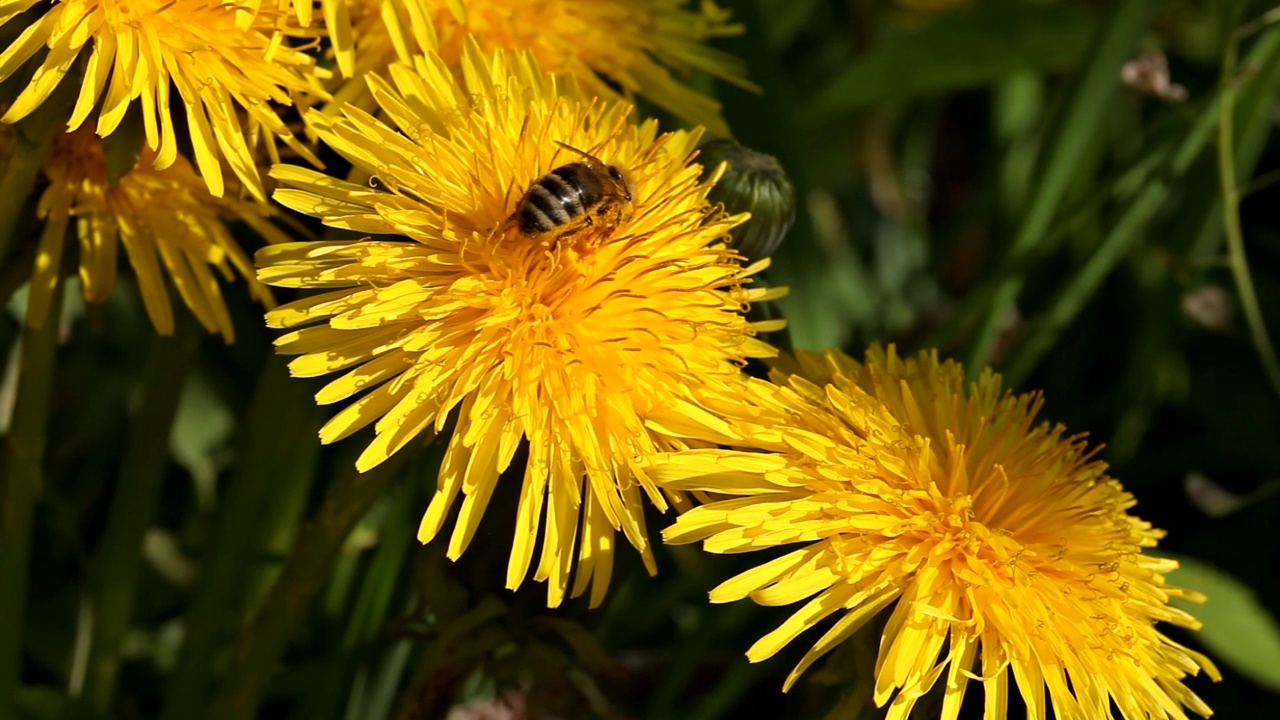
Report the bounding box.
[4,1,1280,719]
[811,0,1101,114]
[1167,555,1280,693]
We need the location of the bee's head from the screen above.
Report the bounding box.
[605,164,632,202]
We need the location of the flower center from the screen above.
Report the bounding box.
[45,129,107,186]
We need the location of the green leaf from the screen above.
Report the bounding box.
[342,488,414,649]
[1166,555,1280,692]
[169,370,234,510]
[356,640,413,720]
[810,0,1099,116]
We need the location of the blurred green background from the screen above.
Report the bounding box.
[7,0,1280,718]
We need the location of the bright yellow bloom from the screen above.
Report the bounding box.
[0,0,326,201]
[256,44,782,607]
[320,0,431,112]
[654,346,1219,720]
[28,125,281,340]
[320,0,755,136]
[265,0,357,77]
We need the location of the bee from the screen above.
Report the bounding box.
[514,142,634,241]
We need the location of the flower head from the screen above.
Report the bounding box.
[322,0,755,136]
[0,0,327,201]
[654,346,1219,720]
[27,125,281,340]
[318,0,434,112]
[697,138,795,263]
[257,44,781,607]
[265,0,357,77]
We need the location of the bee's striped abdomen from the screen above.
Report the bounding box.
[517,162,604,236]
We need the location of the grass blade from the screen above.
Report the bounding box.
[1003,24,1280,386]
[965,0,1160,376]
[1217,4,1280,398]
[204,447,424,720]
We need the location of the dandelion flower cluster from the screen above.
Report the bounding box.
[319,0,755,136]
[653,346,1219,719]
[28,126,281,340]
[256,43,782,607]
[0,0,326,201]
[0,2,1220,714]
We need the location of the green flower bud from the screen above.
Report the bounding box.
[698,139,796,263]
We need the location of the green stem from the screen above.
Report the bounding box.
[0,136,46,264]
[716,0,834,351]
[0,76,75,264]
[1217,6,1280,398]
[964,0,1159,377]
[77,315,200,713]
[205,452,412,720]
[240,402,323,618]
[160,357,317,720]
[0,242,38,313]
[0,274,64,720]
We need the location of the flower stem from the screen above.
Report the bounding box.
[0,74,75,264]
[159,357,318,720]
[77,314,199,713]
[205,450,415,720]
[239,402,324,617]
[1218,2,1280,398]
[0,274,64,720]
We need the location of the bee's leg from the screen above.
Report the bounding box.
[557,222,588,242]
[555,216,592,243]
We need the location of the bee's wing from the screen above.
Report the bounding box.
[553,140,606,167]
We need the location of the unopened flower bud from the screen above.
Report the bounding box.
[698,139,796,263]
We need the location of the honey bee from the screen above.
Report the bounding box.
[514,142,633,241]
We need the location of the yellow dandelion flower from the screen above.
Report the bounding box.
[28,125,282,341]
[266,0,318,26]
[318,0,433,112]
[261,0,357,77]
[0,0,327,201]
[319,0,755,136]
[654,346,1219,720]
[256,43,783,607]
